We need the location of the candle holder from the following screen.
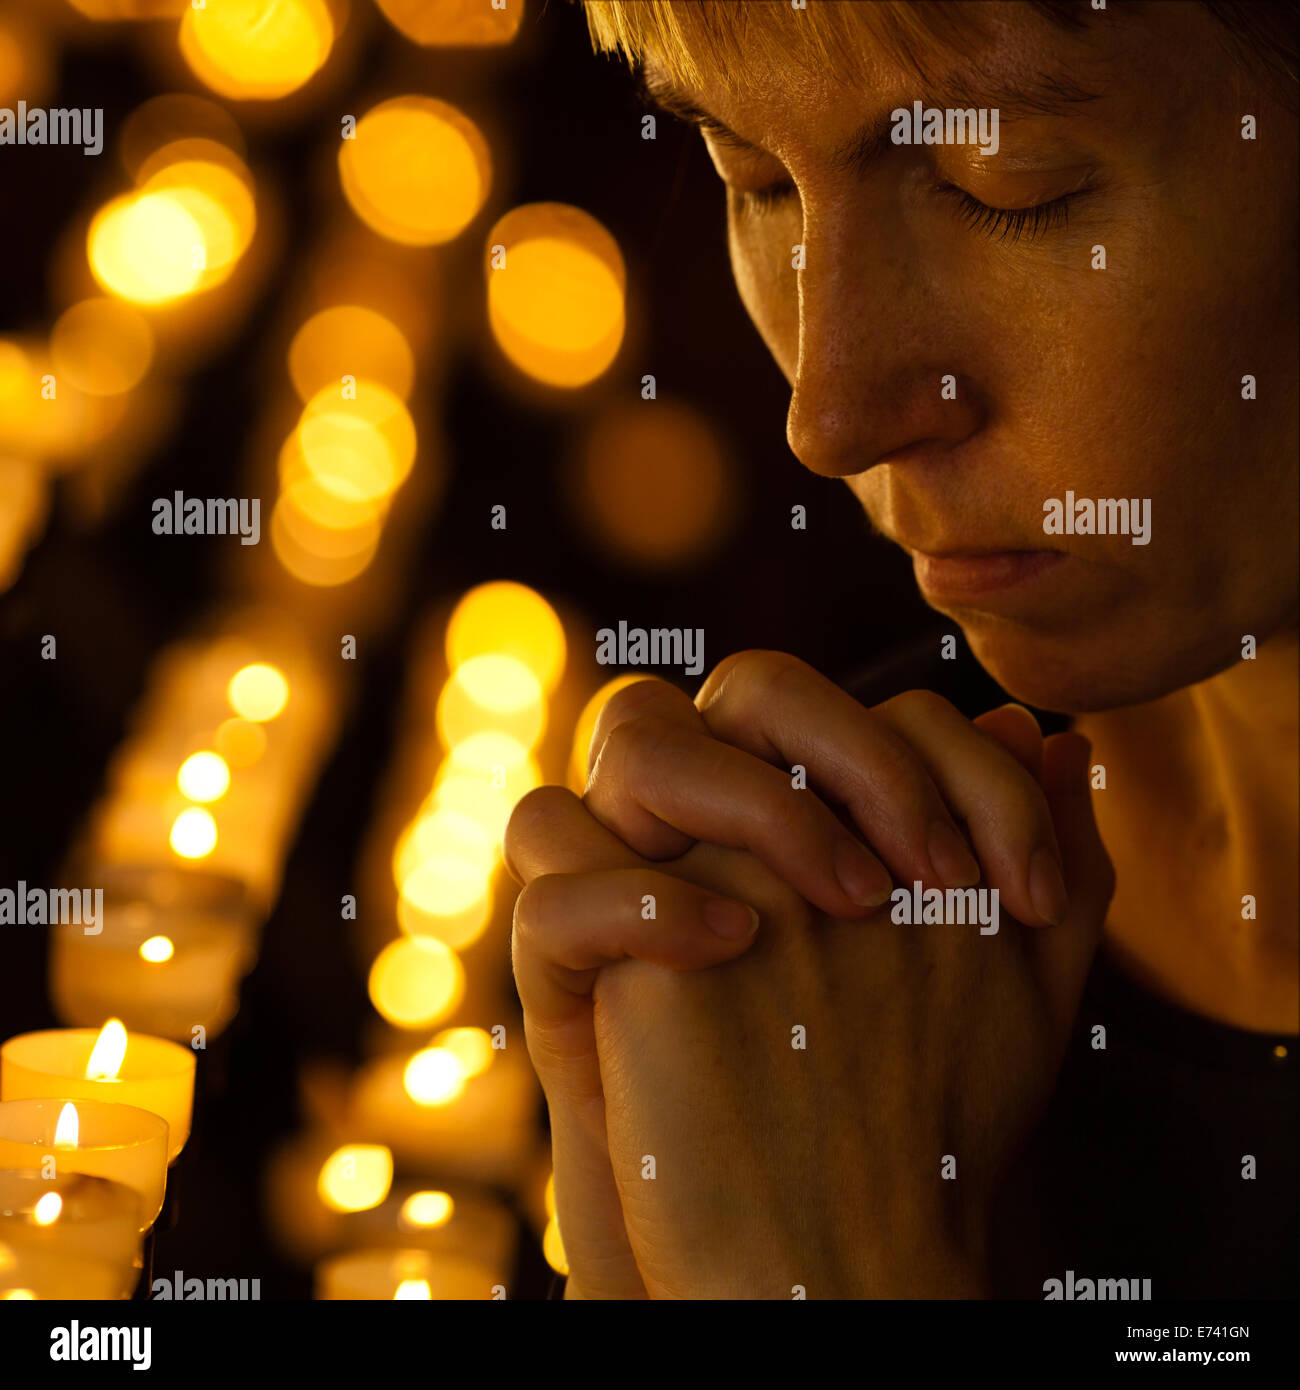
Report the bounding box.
[0,1098,169,1231]
[2,1028,196,1162]
[0,1169,143,1300]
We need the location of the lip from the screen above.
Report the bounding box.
[911,548,1067,600]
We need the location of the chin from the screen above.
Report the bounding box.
[955,617,1220,715]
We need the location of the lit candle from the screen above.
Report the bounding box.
[0,1169,143,1300]
[0,1099,168,1230]
[1,1020,195,1161]
[346,1040,537,1184]
[314,1248,504,1300]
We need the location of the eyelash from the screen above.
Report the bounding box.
[731,180,1080,245]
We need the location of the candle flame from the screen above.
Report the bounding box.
[85,1019,127,1080]
[139,935,174,963]
[32,1193,62,1226]
[393,1279,431,1300]
[53,1103,79,1148]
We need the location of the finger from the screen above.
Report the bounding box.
[587,713,892,916]
[972,703,1045,784]
[695,650,981,892]
[872,690,1068,927]
[1027,732,1115,1022]
[504,785,644,886]
[513,868,759,1032]
[512,861,757,1301]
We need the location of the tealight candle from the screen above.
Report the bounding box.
[1,1022,195,1161]
[0,1169,143,1300]
[314,1248,504,1300]
[0,1098,168,1230]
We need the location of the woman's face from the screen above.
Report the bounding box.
[651,2,1298,712]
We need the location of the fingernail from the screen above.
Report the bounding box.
[834,840,893,908]
[1028,846,1068,925]
[704,898,760,940]
[927,820,981,889]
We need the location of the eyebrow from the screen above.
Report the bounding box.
[638,66,1104,175]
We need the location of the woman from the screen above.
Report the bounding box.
[506,0,1298,1299]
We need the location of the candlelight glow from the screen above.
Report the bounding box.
[432,1026,493,1079]
[430,774,514,843]
[0,1288,35,1300]
[317,1144,393,1214]
[399,1190,454,1230]
[368,937,464,1029]
[227,664,289,721]
[179,0,334,101]
[393,1278,432,1299]
[392,808,496,889]
[139,935,175,964]
[339,97,491,247]
[215,717,266,767]
[87,192,206,305]
[32,1193,62,1227]
[543,1217,569,1275]
[85,1019,128,1081]
[295,380,416,503]
[53,1103,79,1149]
[445,582,566,693]
[544,1173,556,1218]
[569,674,647,789]
[486,204,626,387]
[137,157,256,292]
[403,1047,466,1106]
[49,299,155,398]
[177,750,230,802]
[437,654,546,750]
[170,806,218,859]
[374,0,524,46]
[289,306,414,403]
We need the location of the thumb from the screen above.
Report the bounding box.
[1028,731,1116,1024]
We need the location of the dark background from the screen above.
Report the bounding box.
[0,0,932,1297]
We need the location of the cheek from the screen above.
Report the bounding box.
[728,217,800,384]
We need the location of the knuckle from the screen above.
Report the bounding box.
[504,785,577,873]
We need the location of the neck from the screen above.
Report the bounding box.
[1077,625,1299,1034]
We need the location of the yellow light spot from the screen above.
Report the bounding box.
[317,1144,392,1214]
[53,1103,79,1149]
[399,1191,454,1230]
[340,97,490,247]
[399,856,490,921]
[179,0,334,101]
[393,1278,432,1299]
[542,1218,568,1275]
[544,1173,556,1218]
[1274,1044,1288,1060]
[392,809,496,890]
[88,192,206,305]
[368,937,464,1029]
[288,306,414,403]
[177,750,230,802]
[569,675,648,790]
[373,0,523,46]
[486,204,625,387]
[432,1026,493,1078]
[170,806,217,859]
[227,663,289,721]
[446,581,566,692]
[215,717,266,768]
[429,774,514,843]
[270,488,382,588]
[85,1019,127,1081]
[570,399,735,571]
[437,653,546,750]
[0,1289,36,1300]
[49,299,155,398]
[403,1047,466,1106]
[32,1193,62,1227]
[296,380,416,502]
[139,935,174,964]
[138,158,256,290]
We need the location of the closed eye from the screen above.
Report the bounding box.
[729,181,799,218]
[937,184,1082,244]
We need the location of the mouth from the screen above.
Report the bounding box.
[909,547,1068,600]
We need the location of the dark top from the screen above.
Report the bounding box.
[843,627,1299,1300]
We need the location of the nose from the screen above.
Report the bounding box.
[785,203,986,479]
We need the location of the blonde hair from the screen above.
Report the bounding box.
[580,0,1299,103]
